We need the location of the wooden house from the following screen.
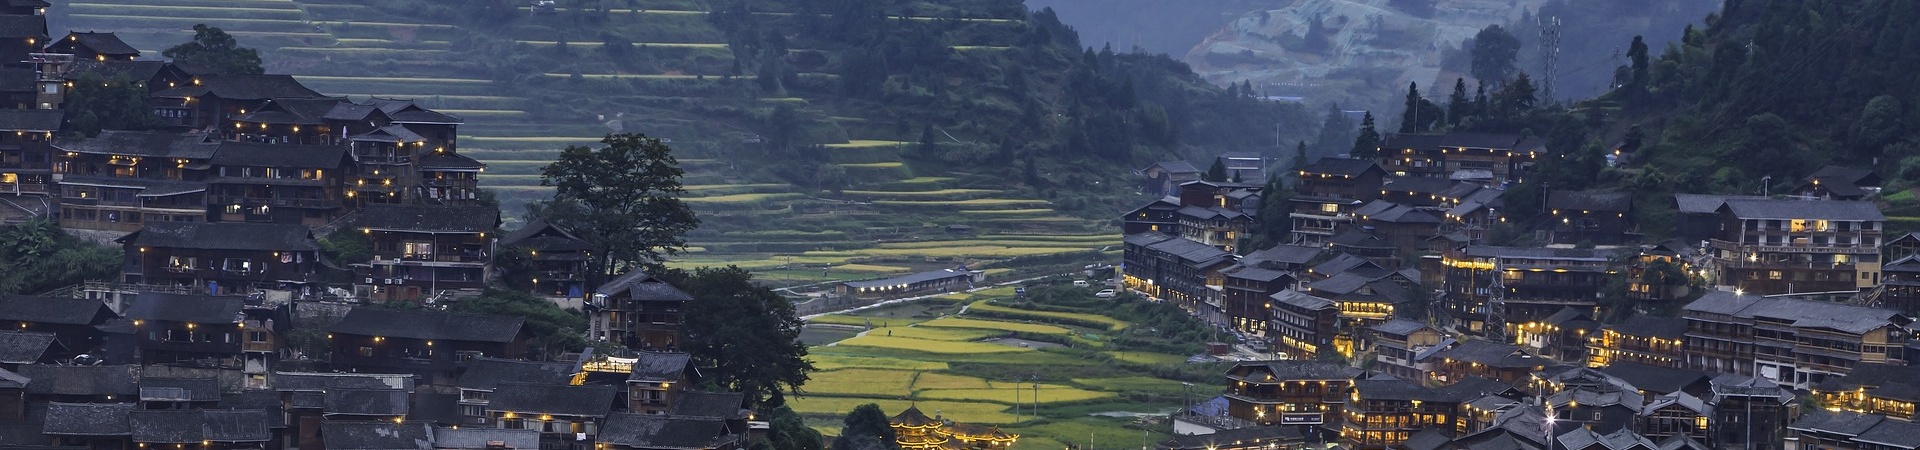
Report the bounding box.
[119,221,322,295]
[590,271,696,350]
[45,32,138,62]
[123,293,244,368]
[50,130,219,232]
[501,219,592,298]
[352,204,499,302]
[325,307,530,380]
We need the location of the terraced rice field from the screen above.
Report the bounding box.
[795,293,1191,447]
[70,0,1115,285]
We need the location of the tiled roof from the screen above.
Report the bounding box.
[1721,198,1884,221]
[126,293,243,324]
[64,32,138,56]
[369,98,463,124]
[486,383,616,417]
[627,351,692,382]
[53,130,217,159]
[328,307,524,343]
[273,372,412,392]
[1240,244,1321,266]
[1300,157,1381,176]
[1790,409,1885,437]
[457,358,575,390]
[350,124,428,143]
[156,74,321,100]
[597,271,696,302]
[18,365,140,396]
[417,153,485,170]
[0,367,27,389]
[325,389,410,416]
[201,409,273,442]
[139,377,220,402]
[598,414,738,450]
[1670,194,1766,215]
[0,330,54,363]
[234,97,349,125]
[42,402,134,436]
[210,142,349,169]
[1270,290,1335,310]
[1439,132,1525,150]
[357,204,498,233]
[1159,424,1302,450]
[319,421,432,450]
[0,109,64,131]
[130,410,204,443]
[1231,360,1361,380]
[667,391,746,419]
[431,428,540,450]
[1682,292,1904,334]
[1354,375,1436,401]
[1144,160,1199,174]
[1370,318,1429,336]
[59,176,207,198]
[1855,415,1920,448]
[67,60,172,84]
[1434,339,1543,368]
[1224,265,1290,283]
[501,219,590,252]
[125,221,319,252]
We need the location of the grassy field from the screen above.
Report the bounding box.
[792,288,1198,448]
[916,317,1071,335]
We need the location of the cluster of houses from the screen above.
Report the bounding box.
[0,1,569,304]
[0,266,768,450]
[1129,132,1920,450]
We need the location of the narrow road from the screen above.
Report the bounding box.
[799,273,1064,321]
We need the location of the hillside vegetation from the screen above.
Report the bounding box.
[55,0,1318,281]
[1469,0,1920,239]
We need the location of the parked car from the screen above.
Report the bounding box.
[1094,289,1115,298]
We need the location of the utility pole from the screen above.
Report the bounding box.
[1536,15,1561,102]
[1485,259,1509,343]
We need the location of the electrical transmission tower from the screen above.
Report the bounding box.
[1536,15,1561,102]
[1484,260,1509,343]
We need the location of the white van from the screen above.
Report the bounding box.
[1073,280,1090,287]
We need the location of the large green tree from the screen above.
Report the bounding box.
[538,133,698,284]
[674,266,812,407]
[1470,25,1521,85]
[65,72,161,137]
[833,404,898,450]
[449,289,589,358]
[1351,112,1382,158]
[0,218,120,296]
[162,24,264,75]
[757,406,824,450]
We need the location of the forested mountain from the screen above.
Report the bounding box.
[1459,0,1920,238]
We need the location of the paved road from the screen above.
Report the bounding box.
[799,273,1066,321]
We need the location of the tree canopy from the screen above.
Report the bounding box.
[64,72,161,137]
[448,289,588,358]
[0,218,120,296]
[832,404,899,450]
[538,133,698,284]
[1470,25,1521,85]
[671,266,812,407]
[162,24,264,75]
